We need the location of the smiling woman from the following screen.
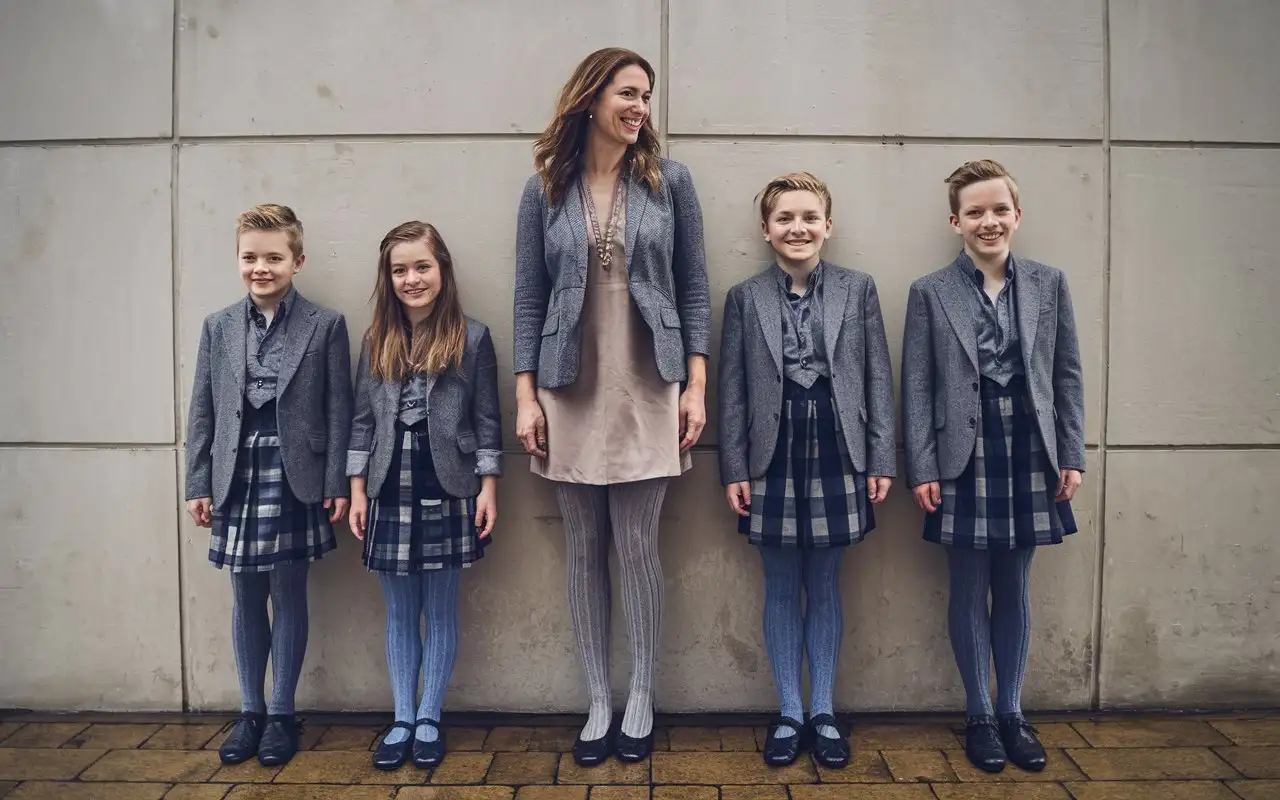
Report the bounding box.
[511,47,712,768]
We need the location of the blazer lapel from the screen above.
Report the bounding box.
[382,376,403,418]
[624,174,648,273]
[749,277,784,373]
[222,304,248,394]
[1013,256,1042,359]
[276,295,319,393]
[937,259,980,371]
[561,178,590,283]
[821,264,849,354]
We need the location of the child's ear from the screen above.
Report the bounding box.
[293,254,306,274]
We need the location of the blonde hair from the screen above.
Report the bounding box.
[756,171,833,221]
[532,47,662,207]
[944,159,1020,215]
[235,203,304,259]
[365,221,467,382]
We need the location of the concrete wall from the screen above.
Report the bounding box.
[0,0,1276,712]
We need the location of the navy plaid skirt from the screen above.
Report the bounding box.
[364,422,488,575]
[210,402,335,572]
[924,375,1077,550]
[740,377,874,549]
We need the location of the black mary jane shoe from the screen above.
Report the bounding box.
[807,713,851,769]
[218,712,265,765]
[412,717,447,769]
[616,721,654,763]
[372,722,414,771]
[963,715,1007,773]
[762,716,808,767]
[998,714,1047,772]
[257,715,302,767]
[572,721,616,768]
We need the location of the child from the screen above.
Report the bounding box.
[185,203,352,767]
[718,172,896,768]
[348,221,501,771]
[901,159,1084,774]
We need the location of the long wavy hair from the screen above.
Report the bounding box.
[365,221,466,382]
[532,47,662,207]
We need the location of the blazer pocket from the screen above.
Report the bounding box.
[309,434,326,453]
[457,432,478,453]
[541,311,560,336]
[660,306,682,328]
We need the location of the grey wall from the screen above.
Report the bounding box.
[1,0,1277,712]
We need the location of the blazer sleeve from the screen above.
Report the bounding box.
[669,162,712,358]
[862,278,897,477]
[324,314,354,498]
[184,315,216,501]
[901,283,940,487]
[346,337,374,479]
[717,286,749,485]
[1052,271,1086,472]
[471,327,504,477]
[513,176,551,374]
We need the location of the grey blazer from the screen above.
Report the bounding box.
[718,264,897,485]
[348,317,503,499]
[901,254,1086,488]
[185,293,353,507]
[513,157,711,388]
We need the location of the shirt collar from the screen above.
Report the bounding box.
[955,249,1015,286]
[773,260,825,295]
[246,285,298,328]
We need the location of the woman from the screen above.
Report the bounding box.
[512,47,711,766]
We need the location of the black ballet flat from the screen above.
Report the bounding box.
[412,717,446,769]
[218,712,265,765]
[964,715,1007,773]
[808,713,851,769]
[572,724,616,767]
[616,723,654,763]
[762,716,807,767]
[998,714,1047,772]
[372,722,413,771]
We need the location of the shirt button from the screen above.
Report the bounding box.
[801,358,809,367]
[256,379,263,388]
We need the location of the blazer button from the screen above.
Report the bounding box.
[777,375,782,383]
[235,410,241,419]
[972,382,980,391]
[969,417,977,427]
[773,412,780,419]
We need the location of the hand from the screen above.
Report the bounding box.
[725,481,751,517]
[324,497,349,524]
[868,476,893,504]
[349,494,368,541]
[912,482,941,513]
[187,497,213,528]
[516,396,548,457]
[1056,469,1083,502]
[475,480,498,539]
[678,385,706,452]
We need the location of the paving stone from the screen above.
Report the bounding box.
[1210,719,1280,746]
[81,750,221,783]
[512,789,586,800]
[6,784,170,799]
[1067,747,1239,780]
[813,750,894,783]
[484,728,534,752]
[652,752,815,784]
[0,725,23,744]
[882,749,957,782]
[449,728,492,751]
[272,751,411,784]
[1026,723,1089,749]
[0,748,106,780]
[0,782,16,799]
[1212,747,1280,779]
[667,727,722,751]
[164,787,232,800]
[1063,781,1239,799]
[224,788,393,800]
[790,787,935,800]
[64,724,164,750]
[428,752,495,785]
[720,788,789,800]
[399,790,515,800]
[208,759,282,783]
[556,753,649,785]
[853,724,961,750]
[654,788,718,800]
[944,748,1084,782]
[650,728,671,752]
[1229,780,1280,800]
[930,786,1071,799]
[587,788,648,800]
[145,725,225,750]
[485,752,557,785]
[3,723,89,748]
[527,728,577,752]
[718,727,757,751]
[1073,720,1232,748]
[314,726,384,751]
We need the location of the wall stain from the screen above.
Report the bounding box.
[206,25,220,39]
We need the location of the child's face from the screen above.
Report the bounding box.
[238,230,302,303]
[950,178,1021,262]
[763,190,831,266]
[390,237,442,317]
[588,64,651,148]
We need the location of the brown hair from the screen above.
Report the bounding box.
[944,159,1020,215]
[365,221,467,382]
[236,203,304,259]
[532,47,662,207]
[756,171,833,221]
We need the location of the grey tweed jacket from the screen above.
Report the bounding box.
[901,253,1086,488]
[347,317,503,499]
[718,263,897,485]
[185,292,353,507]
[513,157,711,388]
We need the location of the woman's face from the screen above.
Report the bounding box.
[587,64,652,147]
